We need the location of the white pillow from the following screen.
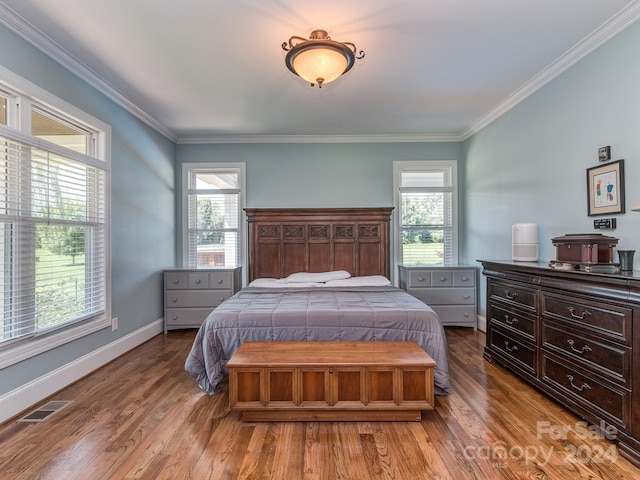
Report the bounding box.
[248,278,322,288]
[323,275,391,287]
[277,270,351,284]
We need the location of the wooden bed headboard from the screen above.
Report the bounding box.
[245,207,394,282]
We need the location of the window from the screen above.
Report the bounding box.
[394,161,458,267]
[0,68,110,367]
[183,164,245,269]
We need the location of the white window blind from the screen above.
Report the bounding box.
[0,134,106,345]
[395,162,458,267]
[184,167,243,268]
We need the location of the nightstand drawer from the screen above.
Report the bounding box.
[409,287,475,305]
[453,270,475,286]
[430,271,453,287]
[407,270,431,287]
[165,272,188,289]
[165,308,213,327]
[430,305,475,324]
[165,290,232,308]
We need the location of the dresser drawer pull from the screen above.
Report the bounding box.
[171,297,177,303]
[195,279,202,284]
[504,341,518,353]
[217,279,224,284]
[504,290,518,300]
[218,297,227,302]
[463,294,471,300]
[439,277,447,282]
[567,339,592,354]
[461,276,469,282]
[504,315,518,325]
[567,375,591,392]
[417,276,426,282]
[567,306,591,320]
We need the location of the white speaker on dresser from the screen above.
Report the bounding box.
[512,223,539,261]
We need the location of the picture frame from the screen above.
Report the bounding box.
[586,159,625,216]
[598,145,611,162]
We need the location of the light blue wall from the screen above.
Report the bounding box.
[464,20,640,317]
[0,24,176,395]
[176,141,464,265]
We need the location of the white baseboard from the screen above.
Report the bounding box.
[478,314,487,333]
[0,318,163,424]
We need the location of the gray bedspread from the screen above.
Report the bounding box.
[184,285,451,396]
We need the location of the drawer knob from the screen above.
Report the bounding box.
[504,315,518,325]
[195,279,201,284]
[172,279,179,284]
[171,297,177,303]
[464,313,469,317]
[461,277,469,282]
[217,279,223,284]
[219,297,226,302]
[440,277,447,282]
[567,375,591,393]
[172,315,178,320]
[567,339,592,355]
[504,341,518,353]
[463,294,471,300]
[417,276,425,282]
[567,306,591,320]
[505,290,518,300]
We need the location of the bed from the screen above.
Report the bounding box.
[184,207,451,396]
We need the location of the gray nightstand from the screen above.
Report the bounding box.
[163,267,241,333]
[398,265,477,329]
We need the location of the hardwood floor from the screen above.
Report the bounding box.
[1,328,638,479]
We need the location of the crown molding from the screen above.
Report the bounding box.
[460,1,640,140]
[0,2,178,142]
[2,1,639,145]
[176,133,462,144]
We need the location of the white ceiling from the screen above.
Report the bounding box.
[1,0,638,143]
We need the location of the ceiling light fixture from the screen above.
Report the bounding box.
[282,29,365,88]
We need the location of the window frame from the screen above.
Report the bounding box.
[393,160,458,276]
[181,162,246,275]
[0,66,111,369]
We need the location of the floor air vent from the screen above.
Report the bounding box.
[17,400,73,423]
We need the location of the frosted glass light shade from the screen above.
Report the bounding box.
[282,29,364,88]
[292,47,349,86]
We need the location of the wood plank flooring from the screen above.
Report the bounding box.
[1,328,639,479]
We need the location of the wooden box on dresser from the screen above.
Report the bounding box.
[398,265,478,329]
[480,260,640,467]
[164,267,242,333]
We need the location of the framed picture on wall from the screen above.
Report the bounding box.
[586,159,625,216]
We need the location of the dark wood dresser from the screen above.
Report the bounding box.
[480,260,640,467]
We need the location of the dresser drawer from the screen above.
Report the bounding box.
[489,303,536,341]
[165,290,232,308]
[541,291,632,345]
[488,327,536,375]
[409,287,475,305]
[165,308,213,327]
[542,322,630,384]
[488,280,536,312]
[542,353,630,428]
[165,272,188,289]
